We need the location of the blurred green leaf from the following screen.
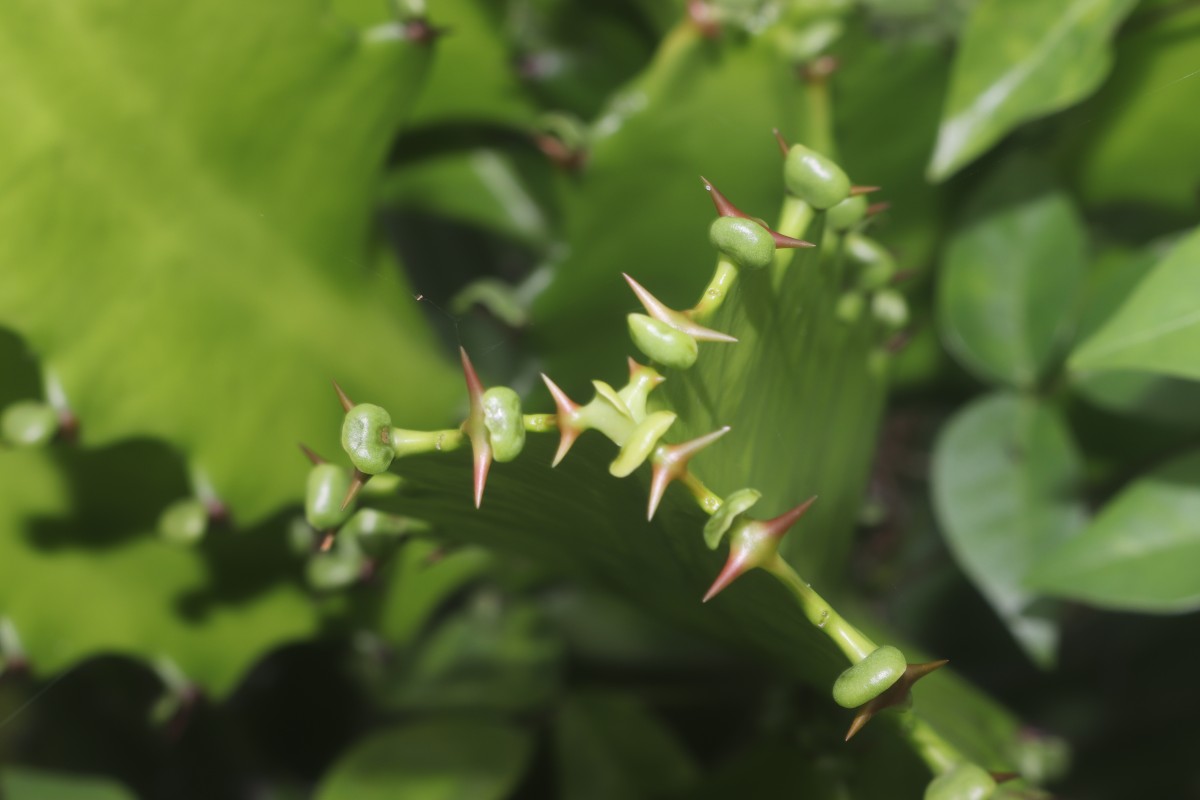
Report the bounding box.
[0,446,316,695]
[553,692,697,800]
[1073,369,1200,429]
[1028,451,1200,612]
[938,155,1086,388]
[0,0,459,523]
[316,717,533,800]
[1,769,135,800]
[932,392,1086,665]
[1064,5,1200,216]
[928,0,1137,181]
[1071,226,1200,379]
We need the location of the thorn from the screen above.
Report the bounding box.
[760,496,818,539]
[703,550,749,603]
[801,55,839,82]
[991,773,1021,785]
[700,176,748,219]
[647,427,731,520]
[402,17,445,44]
[623,273,737,343]
[770,231,816,249]
[849,185,881,196]
[318,531,336,552]
[341,469,370,510]
[687,0,720,38]
[627,356,641,379]
[332,380,354,413]
[460,348,492,508]
[772,128,790,157]
[892,269,916,285]
[298,443,325,465]
[845,659,948,741]
[866,201,891,217]
[541,374,581,467]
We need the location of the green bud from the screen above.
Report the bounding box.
[157,499,208,546]
[610,411,676,477]
[836,292,864,324]
[344,508,425,555]
[703,488,762,549]
[1,401,59,448]
[846,233,896,289]
[305,463,354,530]
[826,194,868,231]
[306,550,365,591]
[708,216,775,271]
[341,403,395,474]
[481,386,525,462]
[784,144,850,210]
[628,314,698,370]
[924,764,997,800]
[872,289,909,330]
[832,645,906,708]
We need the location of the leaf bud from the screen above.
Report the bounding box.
[709,216,776,271]
[923,763,997,800]
[341,403,395,474]
[481,386,525,462]
[832,645,907,708]
[784,144,850,209]
[628,314,698,370]
[1,401,59,448]
[305,463,355,530]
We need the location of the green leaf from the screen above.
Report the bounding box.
[1063,4,1200,216]
[316,717,533,800]
[928,0,1137,181]
[553,692,697,800]
[1028,451,1200,612]
[1,769,135,800]
[932,392,1087,665]
[0,0,460,524]
[1070,226,1200,380]
[937,155,1087,388]
[0,445,317,695]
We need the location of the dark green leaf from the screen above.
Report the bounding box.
[1,769,135,800]
[1028,450,1200,612]
[316,717,533,800]
[1071,226,1200,379]
[938,155,1087,388]
[932,392,1086,665]
[928,0,1137,181]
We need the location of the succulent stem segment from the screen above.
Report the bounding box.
[323,142,988,796]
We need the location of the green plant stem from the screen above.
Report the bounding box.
[522,414,557,433]
[896,711,965,776]
[391,428,465,457]
[766,554,877,663]
[689,257,739,322]
[771,196,814,288]
[681,471,722,514]
[803,66,836,159]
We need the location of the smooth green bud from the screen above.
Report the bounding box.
[341,403,395,474]
[708,216,775,271]
[627,314,698,370]
[846,233,896,289]
[157,499,208,546]
[610,411,676,477]
[872,290,909,330]
[924,764,996,800]
[344,508,425,555]
[826,194,868,231]
[1,401,59,448]
[784,145,850,210]
[703,488,762,549]
[306,550,365,591]
[836,292,864,324]
[305,463,354,530]
[832,645,906,708]
[481,386,525,462]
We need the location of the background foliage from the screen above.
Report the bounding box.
[2,0,1199,797]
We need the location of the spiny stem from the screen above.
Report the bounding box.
[689,257,739,322]
[523,414,557,433]
[766,554,877,663]
[391,428,465,457]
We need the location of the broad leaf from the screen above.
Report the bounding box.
[928,0,1137,181]
[938,155,1087,388]
[1070,226,1200,379]
[1028,451,1200,612]
[0,0,460,524]
[1063,5,1200,215]
[0,445,314,695]
[932,392,1086,665]
[316,717,533,800]
[1,769,135,800]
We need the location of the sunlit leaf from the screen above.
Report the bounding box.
[928,0,1137,181]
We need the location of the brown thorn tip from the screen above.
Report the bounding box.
[866,201,891,217]
[702,552,746,603]
[772,128,789,157]
[318,531,336,552]
[341,469,369,510]
[849,185,881,196]
[332,380,354,413]
[298,443,325,465]
[770,231,816,249]
[701,179,746,218]
[763,495,818,538]
[991,772,1020,785]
